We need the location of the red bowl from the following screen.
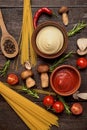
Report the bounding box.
[50,65,81,96]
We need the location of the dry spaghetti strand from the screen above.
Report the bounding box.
[20,0,37,65]
[0,82,59,130]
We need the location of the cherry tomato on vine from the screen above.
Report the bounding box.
[7,73,19,85]
[52,101,64,113]
[43,95,54,107]
[71,103,83,115]
[76,57,87,69]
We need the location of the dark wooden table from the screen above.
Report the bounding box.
[0,0,87,130]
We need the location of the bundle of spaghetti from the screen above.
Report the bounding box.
[2,94,36,130]
[0,82,59,130]
[20,0,37,65]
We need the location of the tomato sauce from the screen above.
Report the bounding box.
[53,68,79,93]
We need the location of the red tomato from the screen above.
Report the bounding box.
[52,101,64,113]
[71,103,83,115]
[7,73,19,85]
[43,95,54,107]
[76,57,87,69]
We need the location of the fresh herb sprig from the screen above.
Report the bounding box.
[0,60,10,77]
[49,51,73,72]
[22,86,39,98]
[68,21,87,37]
[57,95,71,115]
[5,83,39,98]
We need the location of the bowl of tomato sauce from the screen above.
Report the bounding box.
[50,65,81,96]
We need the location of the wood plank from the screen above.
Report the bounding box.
[0,0,23,8]
[31,0,87,8]
[0,102,28,130]
[0,0,87,7]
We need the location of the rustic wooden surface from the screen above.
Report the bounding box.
[0,0,87,130]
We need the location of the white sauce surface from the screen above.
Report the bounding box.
[36,26,64,54]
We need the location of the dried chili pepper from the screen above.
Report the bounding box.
[33,7,53,29]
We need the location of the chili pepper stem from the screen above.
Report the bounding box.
[52,12,59,18]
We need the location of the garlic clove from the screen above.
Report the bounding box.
[24,61,32,70]
[77,38,87,51]
[73,91,87,100]
[77,93,87,100]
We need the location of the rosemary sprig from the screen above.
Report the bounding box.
[21,86,39,99]
[0,60,10,77]
[49,51,73,72]
[33,89,56,96]
[5,83,39,98]
[68,21,87,37]
[57,95,71,115]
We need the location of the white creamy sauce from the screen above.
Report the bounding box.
[36,26,64,54]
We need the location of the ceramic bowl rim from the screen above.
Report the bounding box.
[50,65,81,96]
[31,21,68,59]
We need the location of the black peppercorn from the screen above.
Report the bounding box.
[3,40,16,54]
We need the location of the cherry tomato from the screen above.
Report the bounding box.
[52,101,64,113]
[7,73,19,85]
[76,57,87,69]
[43,95,54,107]
[71,103,83,115]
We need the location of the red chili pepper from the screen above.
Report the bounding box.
[33,7,53,29]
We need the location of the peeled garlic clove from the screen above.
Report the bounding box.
[77,38,87,51]
[73,91,87,100]
[24,61,32,70]
[77,93,87,100]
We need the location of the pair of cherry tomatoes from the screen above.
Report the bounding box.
[76,57,87,69]
[43,95,64,113]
